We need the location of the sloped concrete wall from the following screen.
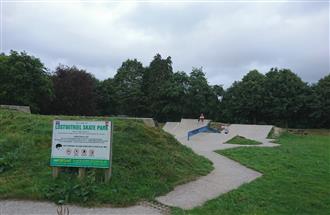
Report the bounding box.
[0,105,31,113]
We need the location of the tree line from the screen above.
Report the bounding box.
[0,50,329,128]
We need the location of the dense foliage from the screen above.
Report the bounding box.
[51,65,98,116]
[0,50,329,127]
[0,51,53,113]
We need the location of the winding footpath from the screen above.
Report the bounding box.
[157,121,278,209]
[0,120,278,215]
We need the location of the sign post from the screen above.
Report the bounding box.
[104,123,113,182]
[50,120,112,181]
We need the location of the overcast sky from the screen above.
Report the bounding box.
[2,0,329,87]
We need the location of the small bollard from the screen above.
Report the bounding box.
[57,205,69,215]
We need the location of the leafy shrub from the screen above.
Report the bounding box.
[44,171,97,204]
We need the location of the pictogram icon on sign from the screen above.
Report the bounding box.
[66,148,72,155]
[81,149,87,156]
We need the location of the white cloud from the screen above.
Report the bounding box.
[2,1,329,87]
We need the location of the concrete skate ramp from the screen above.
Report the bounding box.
[0,105,31,113]
[164,119,211,139]
[163,122,179,134]
[228,124,273,140]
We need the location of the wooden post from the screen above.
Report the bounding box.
[78,168,85,179]
[104,168,111,183]
[52,167,60,178]
[104,121,113,183]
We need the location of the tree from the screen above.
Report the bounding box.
[209,84,224,121]
[160,71,190,121]
[185,67,219,119]
[51,65,97,115]
[221,70,266,124]
[95,78,116,116]
[310,74,330,128]
[240,70,266,123]
[0,50,53,113]
[263,68,309,127]
[221,81,245,123]
[142,54,173,120]
[113,59,146,116]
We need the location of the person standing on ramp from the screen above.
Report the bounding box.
[198,113,205,123]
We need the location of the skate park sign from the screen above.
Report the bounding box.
[50,120,112,168]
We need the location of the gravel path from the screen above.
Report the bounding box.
[156,121,278,209]
[0,200,162,215]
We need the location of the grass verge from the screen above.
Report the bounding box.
[173,133,330,214]
[0,109,213,206]
[225,135,261,145]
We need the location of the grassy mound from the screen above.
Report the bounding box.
[0,109,213,206]
[225,135,261,145]
[174,133,330,214]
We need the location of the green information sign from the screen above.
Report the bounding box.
[50,120,112,168]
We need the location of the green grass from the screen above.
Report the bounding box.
[226,135,261,145]
[303,129,330,136]
[0,109,213,206]
[287,128,330,136]
[173,133,330,215]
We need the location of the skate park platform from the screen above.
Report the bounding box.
[163,118,211,139]
[163,119,273,143]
